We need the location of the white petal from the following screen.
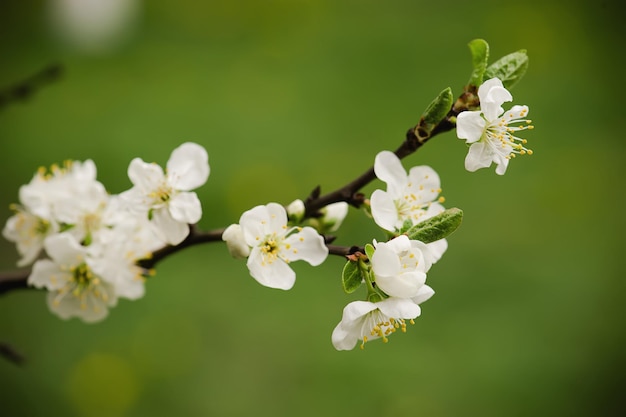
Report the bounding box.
[322,202,349,232]
[371,239,403,277]
[377,297,421,319]
[247,248,296,290]
[502,105,529,120]
[43,233,85,265]
[286,199,305,218]
[370,189,398,232]
[456,111,485,143]
[425,239,447,264]
[340,300,377,323]
[407,165,441,202]
[477,77,504,100]
[375,270,426,298]
[265,203,288,233]
[494,157,510,176]
[169,191,202,224]
[46,289,112,323]
[411,284,435,305]
[331,321,358,351]
[113,276,145,300]
[28,259,68,290]
[240,203,288,247]
[222,224,251,259]
[151,207,189,245]
[166,142,210,191]
[465,142,494,172]
[479,79,512,122]
[374,151,407,197]
[282,227,328,266]
[127,158,165,191]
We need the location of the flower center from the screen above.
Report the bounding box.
[394,192,444,226]
[485,109,534,160]
[53,263,109,312]
[359,309,414,350]
[148,183,174,205]
[259,234,284,265]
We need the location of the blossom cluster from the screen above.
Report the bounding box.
[2,75,534,350]
[3,142,209,322]
[331,152,445,350]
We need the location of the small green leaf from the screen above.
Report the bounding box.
[468,39,489,87]
[398,218,413,234]
[406,208,463,243]
[484,50,529,89]
[416,87,454,140]
[364,243,375,261]
[342,261,363,294]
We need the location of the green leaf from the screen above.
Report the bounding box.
[342,260,363,294]
[484,50,529,89]
[468,39,489,87]
[364,243,375,261]
[416,87,454,140]
[398,218,413,234]
[406,208,463,243]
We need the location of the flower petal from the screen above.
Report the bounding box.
[340,300,377,323]
[169,191,202,224]
[222,224,251,259]
[282,226,328,266]
[375,270,426,298]
[456,111,485,143]
[502,104,529,120]
[127,158,164,191]
[425,238,447,264]
[44,233,85,266]
[370,189,398,232]
[411,284,435,305]
[247,247,296,290]
[265,203,288,233]
[166,142,210,191]
[331,321,358,351]
[151,207,189,245]
[371,239,403,277]
[464,142,494,172]
[46,289,112,323]
[240,204,277,247]
[374,151,408,197]
[28,259,68,290]
[407,165,441,203]
[376,297,421,319]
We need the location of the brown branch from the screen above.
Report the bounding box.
[0,342,25,366]
[138,225,226,269]
[303,98,465,218]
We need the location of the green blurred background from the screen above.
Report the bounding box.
[1,0,624,416]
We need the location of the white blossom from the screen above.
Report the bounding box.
[121,142,209,245]
[456,77,534,175]
[236,203,328,290]
[370,151,444,232]
[331,297,421,350]
[317,202,349,233]
[28,234,117,322]
[3,159,102,266]
[371,235,431,298]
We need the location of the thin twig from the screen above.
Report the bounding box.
[0,342,25,366]
[0,64,63,110]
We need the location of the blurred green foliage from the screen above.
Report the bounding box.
[1,1,624,416]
